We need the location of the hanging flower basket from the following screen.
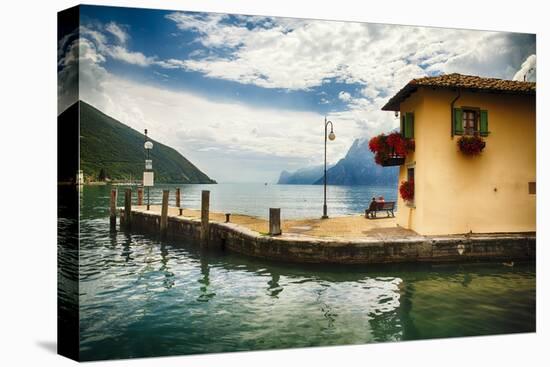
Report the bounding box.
[369,132,414,166]
[399,179,414,202]
[457,135,486,156]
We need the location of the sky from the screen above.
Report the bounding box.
[58,5,536,183]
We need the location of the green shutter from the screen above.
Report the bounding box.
[479,110,489,136]
[400,115,405,136]
[454,108,463,135]
[405,112,414,139]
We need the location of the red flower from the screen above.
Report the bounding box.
[399,180,414,201]
[369,132,414,166]
[387,133,407,156]
[457,135,486,155]
[368,136,381,153]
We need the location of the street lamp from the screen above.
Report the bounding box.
[322,117,335,219]
[144,129,154,210]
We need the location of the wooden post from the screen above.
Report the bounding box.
[201,190,210,246]
[175,188,181,208]
[124,188,132,229]
[269,208,281,236]
[160,190,169,237]
[110,188,117,230]
[225,213,231,223]
[137,187,143,206]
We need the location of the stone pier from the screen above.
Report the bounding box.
[119,205,536,265]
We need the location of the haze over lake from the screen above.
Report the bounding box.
[104,183,397,219]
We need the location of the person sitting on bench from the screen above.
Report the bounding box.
[366,197,378,218]
[365,197,395,218]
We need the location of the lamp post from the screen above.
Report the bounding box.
[144,129,154,210]
[322,117,335,219]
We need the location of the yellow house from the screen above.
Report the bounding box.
[381,73,536,235]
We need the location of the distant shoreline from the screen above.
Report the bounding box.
[58,181,218,186]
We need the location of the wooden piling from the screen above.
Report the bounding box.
[137,187,143,206]
[201,190,210,246]
[123,188,132,229]
[269,208,282,236]
[110,188,117,230]
[175,188,181,208]
[160,190,169,237]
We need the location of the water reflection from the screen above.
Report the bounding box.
[70,184,536,361]
[120,232,133,263]
[267,273,283,298]
[197,254,216,302]
[159,244,175,290]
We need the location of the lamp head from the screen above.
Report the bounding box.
[144,141,153,150]
[328,131,336,141]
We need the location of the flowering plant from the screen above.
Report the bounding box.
[369,132,414,165]
[457,135,486,155]
[399,179,414,202]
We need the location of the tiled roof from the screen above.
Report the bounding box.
[381,73,536,111]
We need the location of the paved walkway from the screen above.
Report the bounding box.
[133,205,417,240]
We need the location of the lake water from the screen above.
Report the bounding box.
[59,184,536,361]
[106,183,398,219]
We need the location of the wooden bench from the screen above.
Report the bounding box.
[365,201,395,218]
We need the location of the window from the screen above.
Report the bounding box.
[407,166,415,207]
[401,112,414,139]
[454,108,489,136]
[407,167,414,182]
[463,109,477,135]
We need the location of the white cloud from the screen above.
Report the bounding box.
[338,91,351,102]
[80,23,157,67]
[75,59,366,182]
[513,54,536,82]
[105,22,128,44]
[164,13,535,94]
[108,45,155,66]
[59,14,535,180]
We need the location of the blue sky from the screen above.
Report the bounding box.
[58,5,536,182]
[80,6,363,114]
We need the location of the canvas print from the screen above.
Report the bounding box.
[57,4,536,362]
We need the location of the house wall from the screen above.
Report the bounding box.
[396,87,536,235]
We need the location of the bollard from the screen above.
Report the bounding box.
[269,208,281,236]
[160,190,169,237]
[175,188,181,208]
[110,188,117,230]
[137,187,143,206]
[201,190,210,246]
[225,213,231,223]
[124,188,132,229]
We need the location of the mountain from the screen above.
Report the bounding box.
[277,138,397,186]
[277,165,328,184]
[313,138,398,185]
[68,101,216,184]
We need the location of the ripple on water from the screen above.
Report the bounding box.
[73,185,536,361]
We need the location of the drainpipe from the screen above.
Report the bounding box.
[450,89,461,138]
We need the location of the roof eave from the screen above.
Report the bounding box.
[381,84,535,112]
[381,84,418,111]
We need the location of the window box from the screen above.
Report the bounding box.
[369,132,414,167]
[457,135,486,155]
[380,156,406,166]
